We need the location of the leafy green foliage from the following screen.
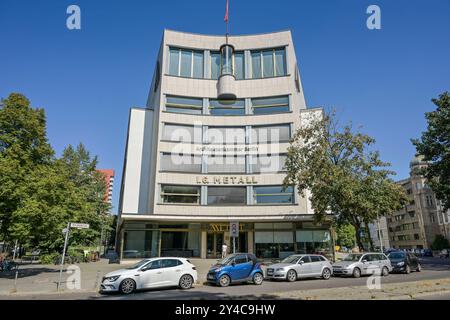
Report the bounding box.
[284,110,407,250]
[0,93,112,254]
[336,223,356,248]
[412,92,450,211]
[431,234,450,251]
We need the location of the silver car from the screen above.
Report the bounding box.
[266,254,333,282]
[332,253,392,278]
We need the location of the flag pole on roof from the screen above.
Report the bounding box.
[224,0,229,44]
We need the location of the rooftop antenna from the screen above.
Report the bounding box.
[224,0,229,44]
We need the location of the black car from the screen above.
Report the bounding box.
[422,249,433,257]
[388,251,421,274]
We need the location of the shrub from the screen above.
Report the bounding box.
[40,252,59,265]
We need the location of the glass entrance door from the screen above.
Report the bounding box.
[207,232,224,258]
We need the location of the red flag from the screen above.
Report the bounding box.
[224,0,229,22]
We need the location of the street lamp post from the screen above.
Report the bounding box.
[57,222,71,291]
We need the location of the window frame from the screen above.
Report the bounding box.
[250,47,287,79]
[160,184,201,205]
[251,96,290,115]
[168,47,204,79]
[165,95,203,115]
[253,185,295,205]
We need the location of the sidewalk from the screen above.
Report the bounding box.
[269,277,450,300]
[0,258,219,295]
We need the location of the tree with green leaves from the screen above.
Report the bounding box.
[431,234,450,251]
[412,92,450,211]
[0,93,111,254]
[284,110,407,251]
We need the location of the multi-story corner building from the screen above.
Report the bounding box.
[97,169,115,210]
[387,156,442,249]
[368,216,391,250]
[116,29,333,261]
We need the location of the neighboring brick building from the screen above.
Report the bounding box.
[97,169,115,210]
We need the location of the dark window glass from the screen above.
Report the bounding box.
[149,260,162,269]
[209,99,245,116]
[161,185,200,204]
[234,254,248,264]
[169,48,180,76]
[193,51,204,78]
[211,52,221,79]
[253,186,294,204]
[252,96,289,115]
[262,50,274,78]
[300,256,311,263]
[207,187,246,205]
[161,259,182,268]
[310,256,321,262]
[180,49,192,77]
[161,153,202,173]
[234,52,245,80]
[166,96,203,115]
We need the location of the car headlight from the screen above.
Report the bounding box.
[214,268,222,273]
[104,276,120,282]
[397,262,405,267]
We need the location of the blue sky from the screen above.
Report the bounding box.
[1,0,449,213]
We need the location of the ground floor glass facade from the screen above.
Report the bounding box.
[119,220,333,261]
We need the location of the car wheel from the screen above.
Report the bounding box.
[352,267,361,278]
[286,269,297,282]
[179,274,193,290]
[416,263,422,272]
[322,268,331,280]
[119,278,136,294]
[218,274,231,287]
[253,272,264,285]
[405,265,411,274]
[382,267,389,277]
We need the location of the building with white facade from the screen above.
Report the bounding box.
[116,29,332,261]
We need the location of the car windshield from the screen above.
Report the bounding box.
[282,255,301,264]
[343,254,362,262]
[388,252,405,259]
[126,259,150,270]
[217,255,237,266]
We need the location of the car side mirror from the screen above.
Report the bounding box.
[298,261,304,265]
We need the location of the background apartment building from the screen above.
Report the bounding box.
[386,156,442,249]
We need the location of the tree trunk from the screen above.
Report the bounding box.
[352,218,365,252]
[365,223,374,251]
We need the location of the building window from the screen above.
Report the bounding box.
[160,153,202,173]
[210,52,221,79]
[160,228,200,258]
[207,187,246,205]
[430,214,436,223]
[161,185,200,204]
[207,155,246,173]
[253,186,294,205]
[207,126,245,144]
[165,96,203,115]
[209,99,245,116]
[255,231,294,259]
[123,230,159,259]
[168,47,204,78]
[251,48,286,79]
[234,51,245,80]
[252,96,290,115]
[251,124,291,144]
[162,123,202,143]
[296,230,332,258]
[252,154,287,173]
[414,234,420,240]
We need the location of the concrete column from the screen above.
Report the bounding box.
[247,231,254,254]
[201,231,207,259]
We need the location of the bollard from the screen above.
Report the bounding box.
[12,268,19,293]
[94,270,100,290]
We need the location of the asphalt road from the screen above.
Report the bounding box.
[8,257,448,300]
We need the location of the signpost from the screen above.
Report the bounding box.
[57,222,90,291]
[230,222,239,254]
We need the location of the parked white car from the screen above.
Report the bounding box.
[100,257,198,294]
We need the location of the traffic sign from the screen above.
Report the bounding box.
[230,222,239,238]
[70,223,90,229]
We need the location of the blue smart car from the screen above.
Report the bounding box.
[206,253,264,287]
